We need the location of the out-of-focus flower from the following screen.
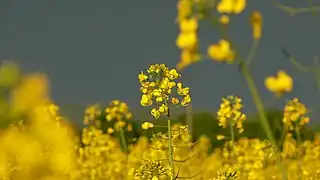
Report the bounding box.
[217,95,246,133]
[283,98,309,130]
[265,70,293,96]
[250,11,262,40]
[217,0,246,14]
[208,40,235,63]
[142,122,154,130]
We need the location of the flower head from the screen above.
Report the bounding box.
[283,98,309,130]
[138,64,191,119]
[217,95,246,133]
[265,70,293,96]
[208,40,235,63]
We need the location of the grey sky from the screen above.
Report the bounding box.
[0,0,319,123]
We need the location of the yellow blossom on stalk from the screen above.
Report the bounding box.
[138,64,191,119]
[176,32,198,50]
[177,0,192,22]
[217,95,246,133]
[105,100,132,131]
[219,15,230,25]
[283,98,310,130]
[250,11,262,40]
[208,39,235,63]
[84,104,101,125]
[176,46,201,71]
[142,122,154,130]
[217,0,246,14]
[265,70,293,96]
[10,73,50,114]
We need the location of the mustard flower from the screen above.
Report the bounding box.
[250,11,262,40]
[138,64,191,119]
[208,39,235,63]
[217,0,246,14]
[217,95,246,133]
[142,122,154,130]
[283,98,310,130]
[265,70,293,96]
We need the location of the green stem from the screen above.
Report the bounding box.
[167,111,175,180]
[245,40,260,66]
[119,128,128,153]
[119,127,129,179]
[296,127,302,180]
[229,121,235,162]
[240,62,287,180]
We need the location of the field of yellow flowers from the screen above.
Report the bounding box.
[1,0,320,180]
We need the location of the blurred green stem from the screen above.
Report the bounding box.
[246,40,260,67]
[296,127,302,180]
[167,110,175,180]
[240,62,287,180]
[119,127,129,179]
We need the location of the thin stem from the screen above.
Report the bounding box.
[296,127,302,180]
[167,110,175,180]
[119,127,129,179]
[281,48,311,72]
[273,1,320,16]
[240,62,287,180]
[229,121,235,163]
[119,128,128,153]
[246,40,260,66]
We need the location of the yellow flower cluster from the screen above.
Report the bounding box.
[207,40,235,63]
[134,160,168,180]
[176,0,201,70]
[265,70,293,96]
[105,100,133,131]
[138,64,191,119]
[283,98,310,130]
[217,0,246,14]
[250,11,262,40]
[217,96,246,133]
[141,122,154,130]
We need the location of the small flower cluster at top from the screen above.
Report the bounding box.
[138,64,191,119]
[283,98,309,131]
[216,95,246,140]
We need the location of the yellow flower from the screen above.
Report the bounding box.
[11,73,50,113]
[217,95,246,133]
[107,127,115,134]
[217,0,246,14]
[219,15,230,25]
[171,98,180,105]
[177,0,192,21]
[176,49,201,71]
[176,32,198,50]
[140,94,153,106]
[265,70,293,96]
[151,108,161,119]
[217,134,225,140]
[142,122,154,130]
[250,11,262,40]
[283,98,309,130]
[208,40,235,63]
[181,95,191,106]
[179,18,198,33]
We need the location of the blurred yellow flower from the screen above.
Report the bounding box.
[250,11,262,40]
[265,70,293,96]
[141,122,154,130]
[179,18,198,33]
[208,40,235,63]
[217,0,246,14]
[177,0,192,22]
[219,15,230,25]
[10,73,50,114]
[176,32,198,50]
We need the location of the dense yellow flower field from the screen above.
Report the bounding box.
[0,0,320,180]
